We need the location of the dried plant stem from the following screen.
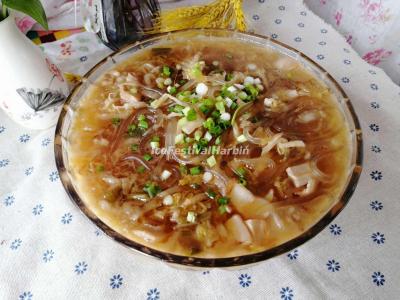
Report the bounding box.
[149,0,246,33]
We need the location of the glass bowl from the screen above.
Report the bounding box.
[54,29,363,268]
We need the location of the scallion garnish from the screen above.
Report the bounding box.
[127,124,139,137]
[112,117,121,126]
[138,119,148,129]
[162,65,171,77]
[225,73,234,81]
[130,144,139,152]
[186,109,197,121]
[143,153,153,161]
[189,166,202,175]
[218,205,228,214]
[215,101,225,113]
[168,86,177,94]
[143,182,161,198]
[217,197,229,205]
[235,167,247,177]
[244,84,259,101]
[206,189,216,199]
[168,104,184,113]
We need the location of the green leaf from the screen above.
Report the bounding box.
[3,0,48,30]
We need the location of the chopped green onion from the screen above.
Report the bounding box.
[138,119,148,129]
[143,182,161,198]
[209,124,223,136]
[127,124,139,137]
[206,189,216,199]
[112,117,121,126]
[162,65,171,77]
[137,166,146,174]
[235,167,247,177]
[190,63,202,79]
[238,91,248,100]
[168,104,184,113]
[194,139,208,154]
[130,144,139,152]
[167,86,177,94]
[244,84,259,101]
[184,136,193,143]
[211,110,221,119]
[203,118,215,129]
[151,136,160,142]
[189,166,202,175]
[203,98,214,106]
[199,104,211,114]
[230,101,238,110]
[215,101,225,113]
[220,85,235,99]
[218,205,228,214]
[150,141,159,149]
[194,130,202,141]
[186,109,197,121]
[175,133,184,144]
[143,154,153,161]
[215,136,222,145]
[138,114,146,121]
[204,131,212,142]
[225,73,234,81]
[207,155,217,167]
[217,197,229,205]
[182,106,191,116]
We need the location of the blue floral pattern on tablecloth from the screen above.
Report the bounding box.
[0,1,399,299]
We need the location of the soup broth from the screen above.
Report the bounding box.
[68,38,350,258]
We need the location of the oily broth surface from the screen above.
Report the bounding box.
[68,38,350,258]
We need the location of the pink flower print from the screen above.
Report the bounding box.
[60,41,74,56]
[320,0,327,4]
[362,48,392,65]
[359,0,391,23]
[334,9,343,26]
[16,16,36,34]
[46,58,64,82]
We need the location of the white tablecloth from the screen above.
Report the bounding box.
[1,1,399,299]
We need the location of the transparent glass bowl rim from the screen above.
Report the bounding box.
[54,28,363,268]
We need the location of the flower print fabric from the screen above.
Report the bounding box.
[305,0,400,85]
[1,1,399,299]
